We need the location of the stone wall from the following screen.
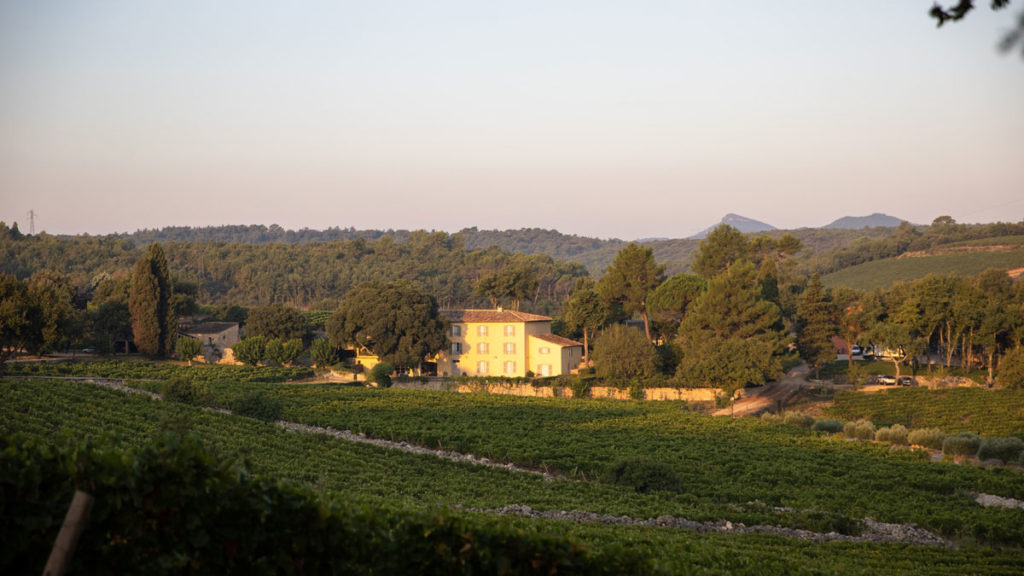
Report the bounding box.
[390,379,721,402]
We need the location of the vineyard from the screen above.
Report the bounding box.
[3,375,1024,574]
[826,388,1024,439]
[820,249,1024,290]
[3,359,314,384]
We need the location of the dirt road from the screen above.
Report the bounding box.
[713,363,809,417]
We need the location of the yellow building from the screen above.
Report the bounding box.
[437,308,584,377]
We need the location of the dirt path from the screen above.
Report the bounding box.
[713,363,809,417]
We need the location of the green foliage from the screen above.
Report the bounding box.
[569,377,591,399]
[844,420,876,441]
[327,282,446,372]
[558,283,606,363]
[691,225,752,279]
[175,337,202,363]
[310,338,338,369]
[822,250,1024,291]
[128,243,175,357]
[368,362,394,387]
[473,264,538,311]
[163,377,212,406]
[592,324,658,384]
[977,437,1024,462]
[0,434,647,575]
[7,377,1024,551]
[907,428,946,450]
[647,273,706,340]
[231,393,284,422]
[597,243,665,339]
[812,418,844,434]
[3,359,312,384]
[827,388,1024,439]
[602,458,680,494]
[675,261,786,396]
[943,433,982,458]
[265,337,303,365]
[245,304,307,341]
[233,336,266,366]
[795,274,837,375]
[875,424,909,445]
[998,346,1024,389]
[1,273,73,364]
[783,412,815,428]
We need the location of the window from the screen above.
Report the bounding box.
[477,361,489,375]
[451,342,462,354]
[504,342,516,354]
[477,342,489,354]
[451,325,462,337]
[504,325,515,336]
[477,325,488,337]
[539,364,551,377]
[539,347,550,354]
[504,361,516,374]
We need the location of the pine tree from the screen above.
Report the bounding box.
[129,244,174,356]
[795,274,837,379]
[597,243,665,341]
[675,261,786,396]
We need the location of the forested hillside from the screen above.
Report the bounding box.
[0,226,586,313]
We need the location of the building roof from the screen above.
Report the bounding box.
[531,333,584,348]
[183,322,238,335]
[441,309,551,323]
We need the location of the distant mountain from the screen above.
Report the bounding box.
[824,213,904,229]
[690,214,777,239]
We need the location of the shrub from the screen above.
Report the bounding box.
[368,363,394,388]
[875,424,909,445]
[175,337,202,363]
[163,377,212,406]
[908,428,946,450]
[813,418,844,434]
[997,346,1024,389]
[231,393,284,422]
[977,436,1024,462]
[570,377,591,399]
[943,432,982,458]
[760,412,783,424]
[233,336,266,366]
[783,412,815,428]
[847,420,876,441]
[311,339,338,369]
[592,324,658,383]
[628,380,645,400]
[602,458,680,494]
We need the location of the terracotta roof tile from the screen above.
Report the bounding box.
[441,309,551,323]
[531,333,583,347]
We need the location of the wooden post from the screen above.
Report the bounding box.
[43,490,94,576]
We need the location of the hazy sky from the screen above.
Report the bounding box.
[2,1,1023,240]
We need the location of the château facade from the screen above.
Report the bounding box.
[436,308,583,378]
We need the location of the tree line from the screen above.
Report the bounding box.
[558,224,1024,394]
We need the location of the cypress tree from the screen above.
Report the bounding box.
[129,244,174,356]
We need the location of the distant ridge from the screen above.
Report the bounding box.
[690,214,777,239]
[824,213,904,229]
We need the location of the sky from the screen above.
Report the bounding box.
[2,1,1023,240]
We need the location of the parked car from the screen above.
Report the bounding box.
[850,345,862,356]
[862,346,875,359]
[877,375,896,385]
[897,376,916,386]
